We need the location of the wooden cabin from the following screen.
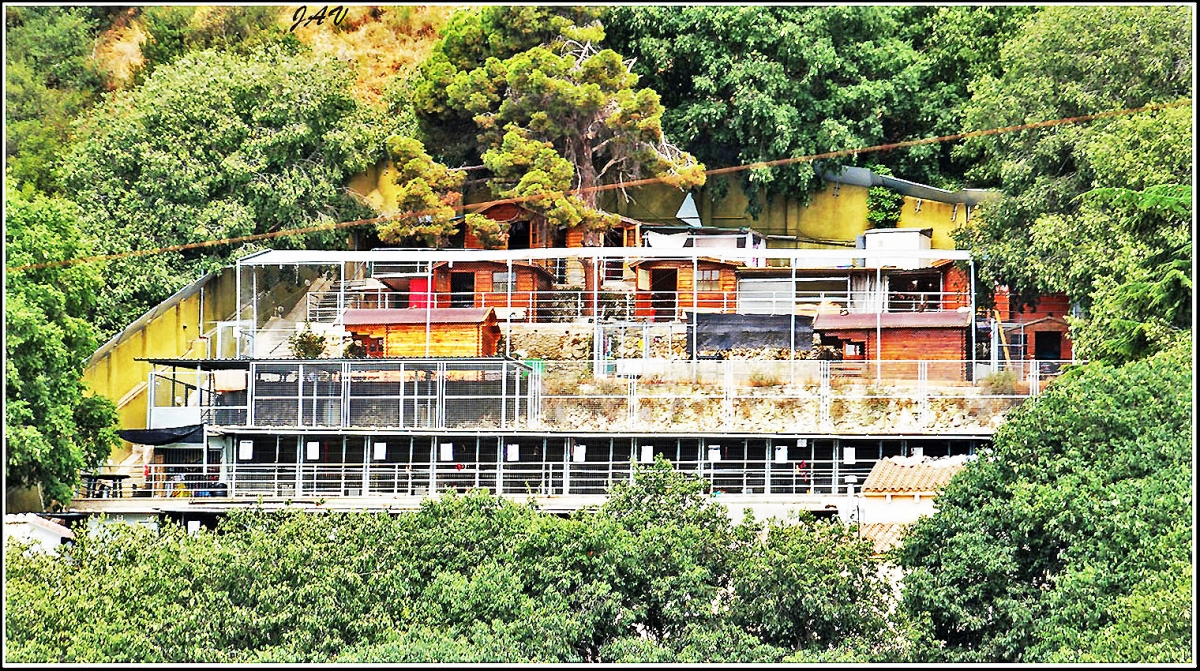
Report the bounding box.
[629,258,740,322]
[423,260,555,322]
[993,289,1073,363]
[812,310,972,362]
[343,307,501,358]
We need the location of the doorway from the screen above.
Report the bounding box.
[450,272,475,308]
[1033,331,1062,360]
[649,269,678,322]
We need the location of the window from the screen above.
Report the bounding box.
[696,269,721,291]
[492,271,513,295]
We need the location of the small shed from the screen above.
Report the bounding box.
[813,310,971,362]
[629,258,740,322]
[343,307,501,358]
[428,261,555,321]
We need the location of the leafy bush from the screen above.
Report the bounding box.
[287,325,327,358]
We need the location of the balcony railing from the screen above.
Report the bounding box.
[303,288,971,324]
[82,458,882,501]
[150,358,1075,435]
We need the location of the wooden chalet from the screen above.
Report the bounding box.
[812,310,972,362]
[422,260,556,321]
[344,307,501,358]
[628,257,740,322]
[993,289,1073,362]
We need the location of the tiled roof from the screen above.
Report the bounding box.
[861,455,970,494]
[343,307,495,326]
[858,522,910,554]
[4,513,75,540]
[813,310,972,331]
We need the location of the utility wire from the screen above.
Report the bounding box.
[7,98,1190,274]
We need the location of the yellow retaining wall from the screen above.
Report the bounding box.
[350,158,974,251]
[82,266,240,464]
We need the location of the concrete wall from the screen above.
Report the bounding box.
[349,159,975,253]
[82,266,240,464]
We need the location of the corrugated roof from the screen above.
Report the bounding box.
[861,455,969,493]
[813,310,972,331]
[858,522,910,554]
[342,307,495,326]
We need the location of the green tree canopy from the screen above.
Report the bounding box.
[896,341,1193,662]
[951,5,1192,325]
[5,182,119,505]
[4,6,108,194]
[59,44,400,337]
[5,459,890,663]
[603,5,1031,216]
[408,7,704,245]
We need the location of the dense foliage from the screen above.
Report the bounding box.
[59,45,399,337]
[4,6,109,194]
[5,460,894,663]
[603,5,1033,216]
[410,6,704,245]
[950,4,1192,361]
[896,341,1193,662]
[5,183,119,505]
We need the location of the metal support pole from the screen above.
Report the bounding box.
[875,264,882,383]
[506,258,513,358]
[969,258,977,382]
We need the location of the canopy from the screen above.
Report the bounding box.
[117,424,204,445]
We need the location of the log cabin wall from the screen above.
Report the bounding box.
[940,264,971,310]
[821,327,968,362]
[632,260,739,319]
[430,262,552,315]
[350,321,500,357]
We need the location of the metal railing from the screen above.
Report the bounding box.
[154,358,1074,434]
[81,458,877,501]
[303,288,971,324]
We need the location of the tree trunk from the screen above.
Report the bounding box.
[576,134,603,247]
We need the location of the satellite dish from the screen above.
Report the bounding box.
[675,193,702,228]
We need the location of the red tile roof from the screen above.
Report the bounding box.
[861,455,969,494]
[342,307,495,326]
[858,522,910,554]
[813,310,972,331]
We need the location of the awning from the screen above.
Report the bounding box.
[117,424,204,445]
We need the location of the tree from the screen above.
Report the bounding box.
[5,182,119,505]
[60,44,399,338]
[603,5,1030,217]
[411,6,605,166]
[376,135,465,247]
[951,5,1192,318]
[896,341,1193,662]
[729,513,892,651]
[409,7,704,246]
[4,6,108,194]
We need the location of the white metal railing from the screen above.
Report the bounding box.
[156,358,1074,433]
[81,458,876,501]
[302,288,972,324]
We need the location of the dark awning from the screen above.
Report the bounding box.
[118,424,204,445]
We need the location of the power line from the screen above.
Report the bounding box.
[7,98,1190,274]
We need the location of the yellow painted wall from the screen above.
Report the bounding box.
[606,179,966,250]
[350,158,973,252]
[82,266,240,464]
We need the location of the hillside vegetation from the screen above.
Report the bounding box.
[4,5,1193,664]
